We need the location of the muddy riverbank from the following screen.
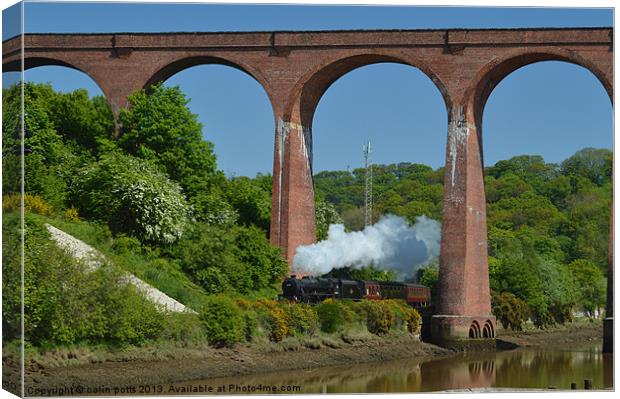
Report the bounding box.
[497,320,603,349]
[7,321,603,394]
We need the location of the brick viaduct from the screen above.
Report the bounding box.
[2,27,613,347]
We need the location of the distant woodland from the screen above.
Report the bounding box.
[2,82,610,351]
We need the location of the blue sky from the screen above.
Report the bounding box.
[2,1,613,177]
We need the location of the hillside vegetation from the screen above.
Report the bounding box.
[2,82,610,354]
[314,147,611,329]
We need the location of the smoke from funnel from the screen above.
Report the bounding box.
[292,214,440,278]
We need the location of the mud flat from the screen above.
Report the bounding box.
[497,321,603,349]
[10,321,603,394]
[16,333,447,393]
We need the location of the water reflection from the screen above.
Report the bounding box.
[170,345,612,394]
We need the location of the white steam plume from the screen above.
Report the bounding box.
[292,214,440,278]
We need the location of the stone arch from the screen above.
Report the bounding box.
[284,51,451,129]
[3,56,107,96]
[144,55,276,122]
[274,52,451,267]
[3,55,129,126]
[465,47,613,129]
[4,56,75,72]
[469,320,481,339]
[482,320,494,338]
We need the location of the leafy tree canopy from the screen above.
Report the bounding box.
[119,84,218,199]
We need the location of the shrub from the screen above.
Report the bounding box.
[491,291,531,331]
[72,152,192,245]
[238,299,278,341]
[175,224,249,294]
[233,226,288,290]
[382,300,406,330]
[105,281,164,346]
[2,213,165,347]
[195,267,234,295]
[2,194,21,213]
[175,224,285,295]
[361,300,395,335]
[269,307,289,342]
[391,301,422,334]
[339,300,365,325]
[199,296,245,346]
[235,299,253,310]
[243,310,259,342]
[316,301,347,333]
[160,313,207,343]
[281,303,319,336]
[112,235,143,254]
[381,299,421,334]
[65,206,80,222]
[2,193,53,216]
[403,307,422,334]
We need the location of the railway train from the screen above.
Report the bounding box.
[281,276,431,308]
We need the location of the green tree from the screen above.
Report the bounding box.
[561,148,612,186]
[416,262,439,304]
[72,152,192,244]
[227,176,272,231]
[47,89,115,152]
[563,184,611,268]
[568,259,606,318]
[118,84,218,199]
[2,82,113,207]
[323,265,397,282]
[341,206,365,231]
[315,196,344,240]
[488,191,565,235]
[491,291,531,331]
[537,257,577,325]
[175,224,286,294]
[233,226,288,290]
[485,173,533,203]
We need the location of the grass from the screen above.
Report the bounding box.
[29,213,212,311]
[4,338,216,370]
[29,213,285,309]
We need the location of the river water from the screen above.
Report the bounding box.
[170,344,612,394]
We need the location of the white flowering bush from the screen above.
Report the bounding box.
[72,152,192,244]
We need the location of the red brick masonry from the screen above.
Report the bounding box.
[4,28,612,345]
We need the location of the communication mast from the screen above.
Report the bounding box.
[363,141,373,227]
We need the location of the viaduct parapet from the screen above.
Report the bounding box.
[3,27,613,349]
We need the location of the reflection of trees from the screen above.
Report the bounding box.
[179,358,424,394]
[494,348,607,389]
[169,346,608,393]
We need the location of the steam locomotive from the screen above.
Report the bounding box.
[281,276,431,308]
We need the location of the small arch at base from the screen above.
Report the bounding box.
[469,320,481,338]
[482,320,495,338]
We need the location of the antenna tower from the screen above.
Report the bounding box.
[363,141,373,226]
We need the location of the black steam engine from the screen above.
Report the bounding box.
[281,276,431,308]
